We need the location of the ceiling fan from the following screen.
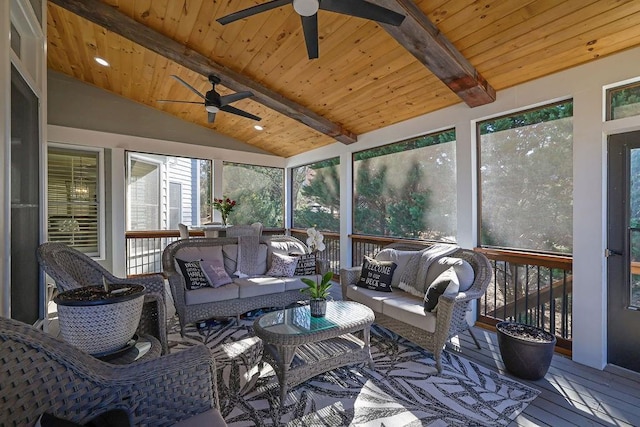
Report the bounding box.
[158,74,261,123]
[217,0,406,59]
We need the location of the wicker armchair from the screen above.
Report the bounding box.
[36,242,168,354]
[0,316,225,426]
[340,242,492,373]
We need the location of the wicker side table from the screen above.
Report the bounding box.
[253,301,375,402]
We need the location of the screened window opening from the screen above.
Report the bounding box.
[478,100,573,254]
[47,147,100,255]
[607,81,640,121]
[291,158,340,232]
[126,153,211,230]
[353,129,457,241]
[222,163,284,228]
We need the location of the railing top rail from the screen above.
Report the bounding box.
[475,247,572,270]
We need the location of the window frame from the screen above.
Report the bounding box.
[47,143,105,259]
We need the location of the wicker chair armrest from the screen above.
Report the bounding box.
[167,272,187,304]
[106,344,217,424]
[137,291,168,354]
[110,273,166,296]
[339,266,362,299]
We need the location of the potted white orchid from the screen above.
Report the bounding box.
[300,227,331,317]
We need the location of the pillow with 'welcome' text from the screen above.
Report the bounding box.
[357,256,397,292]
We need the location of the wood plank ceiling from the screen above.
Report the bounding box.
[47,0,640,157]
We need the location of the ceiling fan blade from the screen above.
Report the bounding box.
[217,0,291,25]
[301,14,319,59]
[219,91,254,106]
[321,0,405,26]
[157,99,203,104]
[170,75,206,99]
[220,105,262,121]
[208,112,216,123]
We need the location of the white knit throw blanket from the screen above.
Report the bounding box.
[236,235,261,276]
[397,243,459,296]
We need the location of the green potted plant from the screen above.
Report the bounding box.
[54,278,145,356]
[301,271,333,317]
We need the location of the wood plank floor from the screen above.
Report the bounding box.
[329,285,640,426]
[449,326,640,426]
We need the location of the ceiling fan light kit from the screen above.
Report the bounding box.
[217,0,406,59]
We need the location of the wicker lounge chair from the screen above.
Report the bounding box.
[36,242,169,354]
[0,316,225,426]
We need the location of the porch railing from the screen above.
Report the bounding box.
[125,228,285,276]
[350,236,573,352]
[290,229,341,275]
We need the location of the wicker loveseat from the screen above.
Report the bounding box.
[163,235,328,335]
[340,242,492,373]
[0,316,225,426]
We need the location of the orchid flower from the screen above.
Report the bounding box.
[306,227,326,253]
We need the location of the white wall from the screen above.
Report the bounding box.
[287,46,640,370]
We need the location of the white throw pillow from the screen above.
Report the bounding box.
[266,252,299,277]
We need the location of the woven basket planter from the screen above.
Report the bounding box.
[54,284,145,355]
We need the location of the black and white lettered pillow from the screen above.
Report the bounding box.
[175,258,210,290]
[357,256,397,292]
[292,253,317,276]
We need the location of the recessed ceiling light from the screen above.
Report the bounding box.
[94,57,110,67]
[254,125,264,131]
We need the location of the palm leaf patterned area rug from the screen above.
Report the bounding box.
[167,313,539,426]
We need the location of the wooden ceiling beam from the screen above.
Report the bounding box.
[371,0,496,107]
[49,0,358,144]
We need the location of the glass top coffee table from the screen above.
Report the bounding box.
[253,300,375,402]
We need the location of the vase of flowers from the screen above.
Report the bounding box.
[212,196,237,226]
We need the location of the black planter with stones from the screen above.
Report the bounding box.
[496,321,557,380]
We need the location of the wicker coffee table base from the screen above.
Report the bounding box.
[261,326,374,402]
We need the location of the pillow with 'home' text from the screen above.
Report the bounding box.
[357,256,397,292]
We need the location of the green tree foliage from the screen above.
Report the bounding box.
[292,158,340,231]
[200,160,211,224]
[353,130,456,240]
[479,101,573,253]
[221,163,284,227]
